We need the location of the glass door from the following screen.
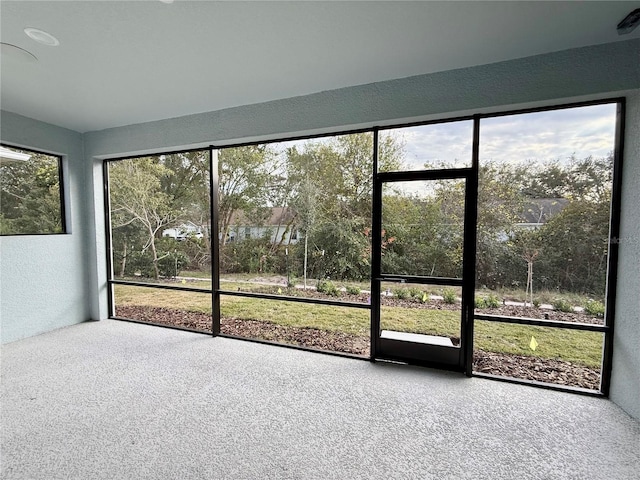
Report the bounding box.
[371,171,476,371]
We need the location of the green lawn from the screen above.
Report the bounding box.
[114,284,603,368]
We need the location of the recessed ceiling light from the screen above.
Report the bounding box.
[24,27,60,47]
[0,42,38,62]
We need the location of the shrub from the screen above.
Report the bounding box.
[553,298,573,313]
[158,250,190,278]
[485,294,500,309]
[584,299,605,317]
[394,288,409,300]
[346,285,361,295]
[442,288,457,304]
[124,250,155,278]
[532,299,541,308]
[316,279,339,296]
[475,297,487,309]
[408,287,423,298]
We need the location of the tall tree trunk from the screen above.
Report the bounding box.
[303,231,309,290]
[148,226,160,279]
[120,237,128,277]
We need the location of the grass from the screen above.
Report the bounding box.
[474,320,602,368]
[114,284,603,368]
[221,294,370,335]
[477,286,603,305]
[180,270,213,279]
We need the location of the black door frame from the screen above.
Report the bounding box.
[370,119,479,373]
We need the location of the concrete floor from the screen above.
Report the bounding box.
[2,320,639,480]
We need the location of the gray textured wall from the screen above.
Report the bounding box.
[611,91,640,421]
[0,111,90,343]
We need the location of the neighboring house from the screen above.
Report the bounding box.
[495,198,569,242]
[162,221,205,240]
[225,207,299,245]
[516,198,569,231]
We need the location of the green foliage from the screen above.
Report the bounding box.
[442,288,457,304]
[157,250,190,278]
[584,300,605,317]
[0,151,64,234]
[485,294,500,308]
[105,129,613,301]
[532,299,541,308]
[109,158,181,279]
[553,298,573,313]
[220,237,272,274]
[316,279,339,296]
[393,288,409,300]
[124,250,156,278]
[346,285,361,295]
[475,294,500,309]
[303,218,371,281]
[408,287,423,299]
[120,241,190,279]
[381,190,463,279]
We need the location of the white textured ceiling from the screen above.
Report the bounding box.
[1,1,638,133]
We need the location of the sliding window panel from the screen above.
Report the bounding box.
[220,295,370,356]
[218,133,372,304]
[113,284,212,333]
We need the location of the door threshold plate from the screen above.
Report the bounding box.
[380,330,454,347]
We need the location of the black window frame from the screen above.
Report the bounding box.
[102,96,625,396]
[0,143,67,236]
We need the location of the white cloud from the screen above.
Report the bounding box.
[479,104,617,165]
[382,120,474,169]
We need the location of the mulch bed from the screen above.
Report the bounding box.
[472,351,600,390]
[115,304,601,390]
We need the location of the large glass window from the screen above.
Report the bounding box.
[218,133,376,302]
[107,150,211,286]
[104,99,622,393]
[476,104,616,312]
[0,145,65,235]
[473,103,617,390]
[106,149,212,334]
[217,133,376,354]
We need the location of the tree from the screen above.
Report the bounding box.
[285,133,403,281]
[109,158,177,279]
[536,194,611,294]
[0,153,63,234]
[218,145,280,245]
[159,150,212,269]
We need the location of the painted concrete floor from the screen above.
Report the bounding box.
[2,320,639,480]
